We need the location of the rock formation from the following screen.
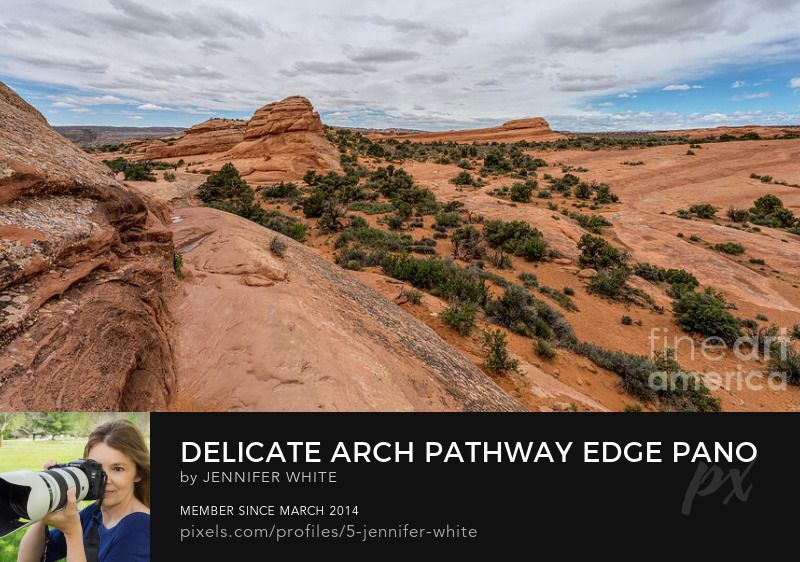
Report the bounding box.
[144,118,246,159]
[0,81,177,411]
[217,96,341,183]
[368,116,565,143]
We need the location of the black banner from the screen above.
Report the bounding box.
[151,413,795,555]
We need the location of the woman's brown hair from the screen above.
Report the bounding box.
[83,420,150,508]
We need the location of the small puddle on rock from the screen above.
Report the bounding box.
[171,215,183,223]
[179,234,209,254]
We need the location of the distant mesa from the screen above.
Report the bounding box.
[367,116,565,144]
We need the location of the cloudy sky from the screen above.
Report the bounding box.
[2,0,800,131]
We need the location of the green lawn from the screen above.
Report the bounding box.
[0,439,90,561]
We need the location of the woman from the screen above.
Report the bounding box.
[17,420,150,562]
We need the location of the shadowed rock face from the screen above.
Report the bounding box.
[169,207,523,412]
[144,119,246,159]
[0,81,177,411]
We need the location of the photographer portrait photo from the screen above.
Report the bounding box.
[0,414,150,562]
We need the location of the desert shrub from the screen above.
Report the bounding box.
[588,267,632,299]
[102,156,128,172]
[569,211,611,234]
[550,173,580,194]
[124,163,156,181]
[537,189,552,199]
[593,182,619,203]
[402,288,423,304]
[791,325,800,340]
[727,207,749,222]
[270,236,287,257]
[518,272,538,288]
[535,338,556,360]
[482,330,519,373]
[510,179,536,202]
[714,242,745,255]
[749,258,765,265]
[689,234,701,242]
[456,159,472,169]
[633,262,665,283]
[621,315,633,325]
[382,256,488,305]
[262,182,299,199]
[539,286,578,312]
[163,171,176,182]
[434,211,462,229]
[484,284,574,342]
[574,182,593,199]
[689,203,719,219]
[663,268,699,291]
[749,194,796,228]
[451,171,476,186]
[563,286,575,296]
[440,301,478,336]
[672,287,741,344]
[347,201,394,215]
[451,226,486,261]
[483,220,548,262]
[173,253,184,280]
[768,342,800,386]
[562,342,721,411]
[577,234,628,269]
[301,190,328,218]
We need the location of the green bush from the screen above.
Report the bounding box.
[262,182,299,199]
[270,236,287,257]
[535,338,556,360]
[574,182,593,199]
[727,207,749,222]
[173,253,184,280]
[672,287,741,344]
[510,179,536,202]
[714,242,745,255]
[124,163,156,181]
[451,171,476,186]
[440,301,478,336]
[402,288,423,304]
[588,267,632,299]
[621,315,632,325]
[689,204,718,219]
[483,220,548,262]
[749,194,796,228]
[633,262,665,283]
[163,171,176,182]
[592,182,619,204]
[768,342,799,386]
[482,330,519,373]
[433,211,462,229]
[577,234,628,269]
[451,226,485,261]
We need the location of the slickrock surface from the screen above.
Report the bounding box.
[168,206,522,412]
[0,82,177,411]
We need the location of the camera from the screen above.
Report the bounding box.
[0,459,107,537]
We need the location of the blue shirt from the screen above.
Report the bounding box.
[45,502,150,562]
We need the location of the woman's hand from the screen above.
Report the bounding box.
[41,487,83,539]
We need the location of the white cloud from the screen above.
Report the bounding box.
[137,103,174,110]
[51,101,76,108]
[662,84,704,91]
[731,80,747,88]
[68,108,91,113]
[0,0,798,129]
[790,77,800,88]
